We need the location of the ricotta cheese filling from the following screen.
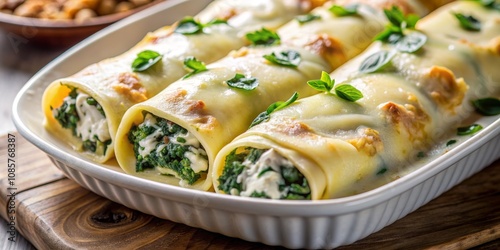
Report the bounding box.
[131,113,208,186]
[236,149,293,199]
[52,88,111,155]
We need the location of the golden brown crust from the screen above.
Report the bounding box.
[380,101,429,146]
[347,128,384,156]
[112,72,147,103]
[305,34,347,69]
[422,66,468,114]
[163,89,218,130]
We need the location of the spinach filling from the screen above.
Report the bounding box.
[128,113,208,185]
[51,85,111,155]
[218,148,311,200]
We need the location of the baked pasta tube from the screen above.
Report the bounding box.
[42,0,312,163]
[114,0,447,190]
[212,0,500,200]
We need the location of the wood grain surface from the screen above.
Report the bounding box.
[1,133,499,249]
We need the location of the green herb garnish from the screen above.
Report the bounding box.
[132,50,162,72]
[457,124,483,135]
[295,13,322,24]
[472,0,500,10]
[182,56,207,79]
[359,50,395,73]
[174,16,227,35]
[250,92,299,128]
[446,140,457,146]
[263,50,301,67]
[307,71,363,102]
[374,6,420,42]
[394,31,427,53]
[246,28,281,46]
[329,4,359,16]
[453,13,481,31]
[472,97,500,116]
[226,73,259,90]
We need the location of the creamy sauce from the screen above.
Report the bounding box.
[236,149,293,199]
[75,93,111,143]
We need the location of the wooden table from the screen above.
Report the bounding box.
[1,29,500,250]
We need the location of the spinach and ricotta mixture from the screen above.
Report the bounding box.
[51,86,111,155]
[128,113,208,186]
[218,148,311,200]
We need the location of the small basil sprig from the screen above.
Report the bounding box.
[226,73,259,90]
[263,50,301,67]
[472,97,500,116]
[295,13,321,24]
[182,57,207,79]
[457,124,483,135]
[307,71,363,102]
[473,0,500,10]
[246,28,281,46]
[374,6,420,42]
[174,16,227,35]
[359,50,395,73]
[453,13,481,31]
[132,50,162,72]
[250,92,299,128]
[329,4,359,16]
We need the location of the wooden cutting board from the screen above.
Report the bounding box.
[1,132,499,249]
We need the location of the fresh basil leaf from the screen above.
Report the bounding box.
[174,17,203,34]
[249,111,270,128]
[453,13,481,31]
[307,71,334,92]
[263,50,301,67]
[376,167,388,175]
[206,19,228,26]
[246,28,281,46]
[132,50,162,72]
[334,84,363,102]
[457,124,483,135]
[249,92,299,128]
[384,6,406,27]
[395,31,427,53]
[182,57,207,79]
[226,73,259,90]
[359,50,394,73]
[296,13,321,24]
[307,80,331,92]
[473,0,500,10]
[329,4,359,16]
[175,17,227,35]
[472,97,500,116]
[446,140,457,146]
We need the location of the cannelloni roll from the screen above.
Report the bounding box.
[212,1,500,200]
[42,0,313,163]
[113,0,449,190]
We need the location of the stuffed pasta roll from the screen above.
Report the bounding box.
[114,0,448,190]
[42,0,312,163]
[212,0,500,200]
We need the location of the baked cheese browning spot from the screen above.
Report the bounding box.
[216,8,237,21]
[163,89,218,131]
[229,47,250,58]
[380,101,429,147]
[299,0,328,11]
[347,128,384,156]
[112,72,148,103]
[421,66,468,114]
[488,36,500,55]
[305,34,347,69]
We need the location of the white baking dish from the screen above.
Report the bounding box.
[12,0,500,248]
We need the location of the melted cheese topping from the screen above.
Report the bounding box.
[236,149,293,199]
[75,93,111,143]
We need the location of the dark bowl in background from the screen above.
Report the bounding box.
[0,0,164,48]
